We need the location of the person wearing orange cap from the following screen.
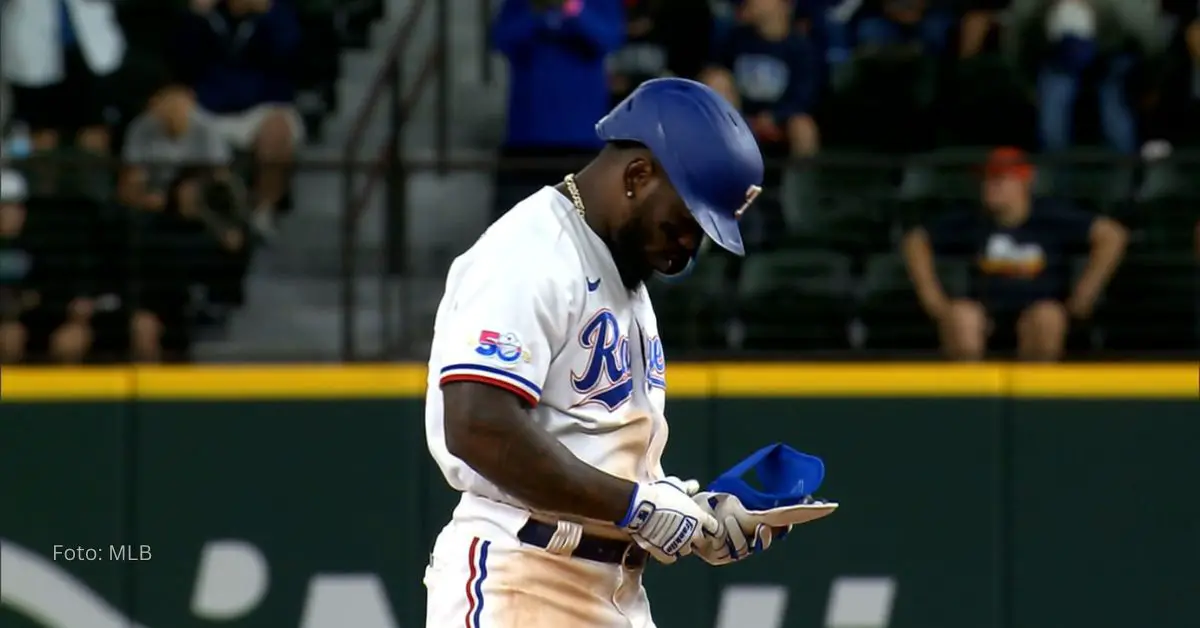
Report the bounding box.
[901,147,1128,361]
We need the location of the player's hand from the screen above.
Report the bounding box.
[691,492,791,566]
[619,480,720,565]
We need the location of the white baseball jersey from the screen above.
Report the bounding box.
[426,185,669,521]
[423,186,669,627]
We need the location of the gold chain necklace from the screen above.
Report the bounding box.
[563,173,586,219]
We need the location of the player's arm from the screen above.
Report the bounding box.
[443,382,635,522]
[436,250,635,522]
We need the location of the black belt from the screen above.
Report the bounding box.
[518,520,647,569]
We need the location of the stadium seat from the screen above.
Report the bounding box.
[1102,251,1198,354]
[786,152,899,260]
[896,147,990,229]
[18,147,114,203]
[1130,159,1199,253]
[857,253,969,351]
[731,249,854,352]
[648,251,730,351]
[1033,148,1134,214]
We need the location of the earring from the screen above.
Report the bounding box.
[625,190,634,198]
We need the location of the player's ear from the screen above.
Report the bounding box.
[622,156,658,203]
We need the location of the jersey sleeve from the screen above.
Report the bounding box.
[435,250,575,407]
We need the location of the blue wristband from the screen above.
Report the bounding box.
[615,484,640,528]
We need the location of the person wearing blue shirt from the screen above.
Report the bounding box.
[174,0,303,239]
[491,0,624,220]
[700,0,819,248]
[853,0,953,56]
[703,0,820,159]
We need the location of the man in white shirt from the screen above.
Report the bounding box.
[1,0,126,153]
[424,78,766,628]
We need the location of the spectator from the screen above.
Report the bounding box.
[0,170,32,363]
[0,169,94,363]
[701,0,820,246]
[702,0,821,158]
[959,0,1010,58]
[607,0,715,105]
[1141,0,1200,150]
[1,0,126,154]
[821,0,948,151]
[901,147,1128,361]
[854,0,954,56]
[118,76,234,214]
[793,0,855,88]
[110,166,247,362]
[174,0,303,239]
[491,0,624,220]
[1009,0,1159,154]
[946,0,1038,147]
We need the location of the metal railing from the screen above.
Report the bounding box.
[340,0,450,360]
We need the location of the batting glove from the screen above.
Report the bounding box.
[690,492,792,566]
[618,479,720,565]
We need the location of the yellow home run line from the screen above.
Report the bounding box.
[0,363,1197,402]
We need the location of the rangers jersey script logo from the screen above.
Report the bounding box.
[571,310,667,410]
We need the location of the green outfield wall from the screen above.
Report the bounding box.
[1,365,1197,628]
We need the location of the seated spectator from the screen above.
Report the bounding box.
[702,0,821,158]
[0,170,95,363]
[1014,0,1158,154]
[118,77,234,214]
[104,166,248,362]
[1,0,126,154]
[491,0,624,220]
[901,148,1128,361]
[607,0,714,105]
[174,0,303,239]
[854,0,953,56]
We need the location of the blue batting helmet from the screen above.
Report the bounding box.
[595,77,764,258]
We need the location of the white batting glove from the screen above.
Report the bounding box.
[659,475,701,496]
[691,492,791,566]
[619,479,720,565]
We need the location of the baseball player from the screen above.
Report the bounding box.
[424,77,765,628]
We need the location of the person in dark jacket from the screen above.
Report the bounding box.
[491,0,625,220]
[174,0,302,238]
